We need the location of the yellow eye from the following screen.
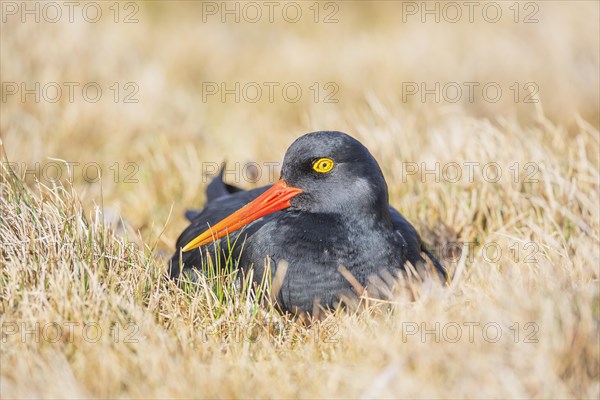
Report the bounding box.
[312,158,334,173]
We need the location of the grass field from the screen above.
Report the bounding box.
[1,1,599,398]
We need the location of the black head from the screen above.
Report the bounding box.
[281,131,390,219]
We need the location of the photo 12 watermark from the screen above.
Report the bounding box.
[200,1,340,24]
[401,81,540,104]
[1,82,140,104]
[201,81,339,104]
[1,321,140,344]
[400,2,540,24]
[2,161,140,184]
[431,240,541,265]
[1,1,140,24]
[401,321,540,343]
[398,161,540,184]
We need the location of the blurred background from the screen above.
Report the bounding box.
[2,3,599,398]
[1,0,598,251]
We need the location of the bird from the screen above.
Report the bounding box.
[169,131,446,314]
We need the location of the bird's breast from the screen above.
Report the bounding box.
[236,212,406,312]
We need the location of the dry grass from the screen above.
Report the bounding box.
[1,2,599,399]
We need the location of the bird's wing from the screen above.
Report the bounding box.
[171,181,272,278]
[389,207,448,281]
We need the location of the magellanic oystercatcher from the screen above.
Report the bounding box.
[170,131,447,314]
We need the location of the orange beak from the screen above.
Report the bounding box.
[182,179,303,252]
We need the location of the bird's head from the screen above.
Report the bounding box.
[281,131,389,214]
[182,131,390,252]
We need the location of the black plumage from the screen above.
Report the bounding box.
[170,131,446,313]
